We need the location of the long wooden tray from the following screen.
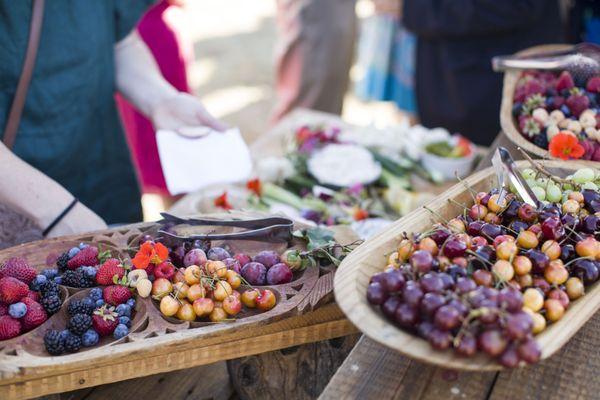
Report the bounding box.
[334,160,600,371]
[499,44,599,167]
[0,212,357,399]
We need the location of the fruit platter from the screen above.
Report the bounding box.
[500,44,600,165]
[334,159,600,370]
[0,212,357,385]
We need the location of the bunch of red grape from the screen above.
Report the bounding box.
[367,184,600,368]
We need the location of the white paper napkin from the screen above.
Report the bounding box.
[156,127,252,195]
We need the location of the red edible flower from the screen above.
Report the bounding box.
[295,126,314,145]
[548,132,585,160]
[132,241,169,270]
[247,178,262,196]
[353,208,369,221]
[214,191,233,210]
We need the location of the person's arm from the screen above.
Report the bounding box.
[0,143,107,237]
[114,31,226,133]
[402,0,550,38]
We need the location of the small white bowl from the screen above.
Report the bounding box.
[421,151,476,181]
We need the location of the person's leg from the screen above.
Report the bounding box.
[272,0,357,123]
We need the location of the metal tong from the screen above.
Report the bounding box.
[157,213,294,244]
[491,147,538,207]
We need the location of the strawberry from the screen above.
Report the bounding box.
[587,77,600,93]
[154,261,175,280]
[0,257,37,284]
[24,290,40,302]
[92,305,119,336]
[0,303,7,316]
[67,246,99,270]
[0,277,29,304]
[0,315,21,340]
[566,90,590,118]
[96,258,125,285]
[556,71,575,92]
[103,285,132,306]
[21,303,47,331]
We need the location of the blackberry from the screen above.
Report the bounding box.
[64,333,82,353]
[56,252,70,272]
[41,295,62,315]
[39,280,60,297]
[62,269,94,288]
[533,133,549,149]
[67,300,94,316]
[68,313,92,335]
[44,330,65,355]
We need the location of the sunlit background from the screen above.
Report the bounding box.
[142,0,408,220]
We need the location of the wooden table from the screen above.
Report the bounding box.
[320,133,600,400]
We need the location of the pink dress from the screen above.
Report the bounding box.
[116,0,192,195]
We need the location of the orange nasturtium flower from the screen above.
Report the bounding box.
[247,178,262,196]
[214,191,233,210]
[548,132,585,160]
[132,241,169,269]
[353,208,369,221]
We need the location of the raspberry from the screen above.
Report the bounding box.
[0,277,29,304]
[556,71,575,92]
[0,315,21,340]
[68,314,93,336]
[44,329,65,355]
[0,303,7,316]
[22,303,47,331]
[103,285,132,306]
[0,257,37,284]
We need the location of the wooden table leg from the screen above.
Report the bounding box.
[227,334,360,399]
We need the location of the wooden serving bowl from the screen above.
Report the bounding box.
[334,160,600,370]
[500,44,600,167]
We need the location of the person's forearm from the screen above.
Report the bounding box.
[115,31,178,118]
[0,144,106,235]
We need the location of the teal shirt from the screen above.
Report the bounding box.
[0,0,153,223]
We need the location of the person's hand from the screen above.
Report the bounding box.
[46,203,108,238]
[150,92,228,136]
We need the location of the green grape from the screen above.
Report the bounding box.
[526,178,538,188]
[521,168,536,180]
[573,168,595,184]
[563,183,574,191]
[582,181,598,191]
[536,177,549,187]
[532,186,546,201]
[546,185,562,203]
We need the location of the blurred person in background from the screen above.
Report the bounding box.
[1,1,224,231]
[271,0,357,122]
[355,0,417,122]
[116,0,197,218]
[566,0,600,44]
[402,0,563,145]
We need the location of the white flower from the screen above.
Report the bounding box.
[585,127,600,141]
[546,124,560,141]
[255,157,296,183]
[580,110,597,128]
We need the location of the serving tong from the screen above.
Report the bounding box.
[491,147,539,207]
[157,213,294,244]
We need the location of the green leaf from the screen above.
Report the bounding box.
[305,227,334,250]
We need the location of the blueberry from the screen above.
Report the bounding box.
[30,274,47,290]
[41,268,59,279]
[82,266,97,279]
[512,102,523,117]
[95,299,105,307]
[126,298,136,308]
[68,247,81,258]
[78,243,89,249]
[113,324,129,339]
[59,329,71,341]
[82,297,95,308]
[118,316,131,327]
[560,104,571,117]
[82,329,100,347]
[53,276,63,285]
[115,304,131,317]
[8,302,27,318]
[89,287,103,301]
